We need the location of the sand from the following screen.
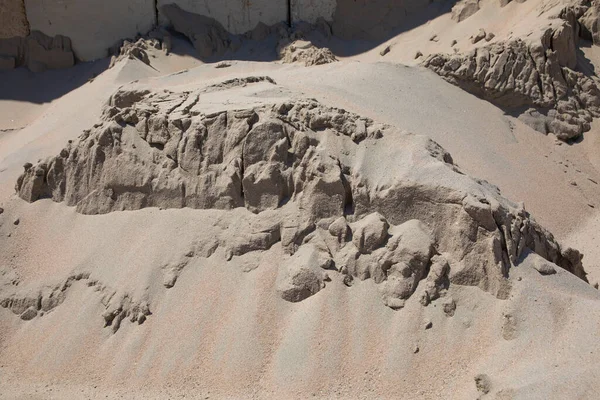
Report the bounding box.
[2,0,600,398]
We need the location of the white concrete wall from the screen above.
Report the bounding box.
[157,0,288,34]
[290,0,336,25]
[24,0,156,61]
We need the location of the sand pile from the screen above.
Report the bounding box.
[278,39,337,66]
[10,78,585,321]
[108,35,172,69]
[4,1,600,398]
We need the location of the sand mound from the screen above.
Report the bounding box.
[11,80,585,320]
[108,35,171,69]
[425,2,600,140]
[4,2,600,397]
[278,39,337,66]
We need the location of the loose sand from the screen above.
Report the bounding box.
[2,1,600,398]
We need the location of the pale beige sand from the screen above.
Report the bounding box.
[2,1,600,398]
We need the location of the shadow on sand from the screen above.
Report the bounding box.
[166,0,456,63]
[0,0,458,104]
[0,57,110,104]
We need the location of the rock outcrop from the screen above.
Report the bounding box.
[15,80,586,311]
[425,5,600,140]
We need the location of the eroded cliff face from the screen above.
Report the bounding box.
[11,76,585,329]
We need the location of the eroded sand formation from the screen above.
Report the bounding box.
[425,1,600,140]
[4,1,600,398]
[9,77,585,330]
[278,39,338,66]
[108,36,172,69]
[0,270,151,333]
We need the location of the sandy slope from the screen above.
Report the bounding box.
[2,3,600,397]
[348,0,568,65]
[0,201,599,399]
[143,60,600,251]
